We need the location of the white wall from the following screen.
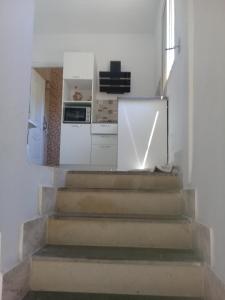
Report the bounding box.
[192,0,225,284]
[0,0,54,273]
[167,0,190,185]
[33,33,157,97]
[168,0,225,285]
[154,1,164,96]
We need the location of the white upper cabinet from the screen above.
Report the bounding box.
[63,52,94,80]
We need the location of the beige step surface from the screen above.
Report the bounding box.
[47,216,193,249]
[56,189,183,217]
[65,171,180,190]
[31,246,203,297]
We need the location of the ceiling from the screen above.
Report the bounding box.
[34,0,162,35]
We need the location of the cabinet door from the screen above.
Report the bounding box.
[92,135,117,146]
[91,124,118,135]
[60,124,91,165]
[63,52,94,80]
[91,144,117,166]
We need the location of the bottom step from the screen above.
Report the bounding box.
[31,246,203,298]
[24,292,203,300]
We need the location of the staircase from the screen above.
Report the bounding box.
[26,171,204,300]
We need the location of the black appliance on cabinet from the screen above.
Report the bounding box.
[99,61,131,94]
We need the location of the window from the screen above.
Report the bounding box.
[162,0,175,90]
[166,0,175,79]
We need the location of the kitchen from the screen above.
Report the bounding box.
[28,0,168,171]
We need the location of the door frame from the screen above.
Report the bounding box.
[28,68,47,165]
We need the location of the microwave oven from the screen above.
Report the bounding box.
[63,104,91,124]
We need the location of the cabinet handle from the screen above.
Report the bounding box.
[72,76,80,79]
[72,125,81,128]
[100,145,111,149]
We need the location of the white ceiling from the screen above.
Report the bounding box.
[34,0,162,35]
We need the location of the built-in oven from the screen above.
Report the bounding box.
[63,103,91,124]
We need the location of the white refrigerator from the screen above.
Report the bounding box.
[117,98,168,171]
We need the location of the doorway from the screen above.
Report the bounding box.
[27,68,63,166]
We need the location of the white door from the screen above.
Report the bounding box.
[27,69,46,165]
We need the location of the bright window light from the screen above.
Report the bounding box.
[166,0,175,80]
[141,111,159,170]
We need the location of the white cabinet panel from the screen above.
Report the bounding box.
[91,123,118,135]
[91,144,117,166]
[60,124,91,165]
[92,135,117,146]
[118,99,167,171]
[63,52,94,80]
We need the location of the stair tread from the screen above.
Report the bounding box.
[67,171,178,176]
[53,213,188,222]
[51,214,190,223]
[58,187,181,193]
[24,292,202,300]
[33,245,201,263]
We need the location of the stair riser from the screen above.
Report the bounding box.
[31,260,203,297]
[56,191,183,216]
[66,174,180,190]
[47,219,192,249]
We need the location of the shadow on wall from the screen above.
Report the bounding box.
[0,231,2,300]
[0,274,2,300]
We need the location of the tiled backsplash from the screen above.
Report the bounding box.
[93,99,118,123]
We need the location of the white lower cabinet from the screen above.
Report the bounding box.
[60,125,118,166]
[60,124,91,165]
[91,135,117,166]
[91,144,117,166]
[92,135,117,146]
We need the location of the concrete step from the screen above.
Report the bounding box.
[32,245,200,262]
[47,216,193,249]
[31,246,203,297]
[54,213,187,221]
[24,292,203,300]
[65,171,180,191]
[56,189,183,217]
